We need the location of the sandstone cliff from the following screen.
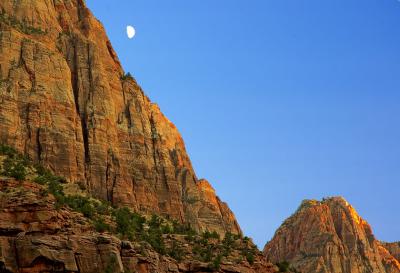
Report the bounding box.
[263,197,400,273]
[0,0,240,235]
[0,178,277,273]
[383,242,400,263]
[0,147,277,273]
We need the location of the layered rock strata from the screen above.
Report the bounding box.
[0,0,240,235]
[0,178,275,273]
[383,242,400,263]
[263,197,400,273]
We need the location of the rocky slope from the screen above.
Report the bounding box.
[0,178,277,273]
[0,0,239,235]
[383,242,400,264]
[263,197,400,273]
[0,148,277,273]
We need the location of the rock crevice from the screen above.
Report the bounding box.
[0,0,240,235]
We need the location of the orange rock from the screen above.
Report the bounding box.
[263,197,400,273]
[0,179,275,273]
[383,242,400,263]
[0,0,239,235]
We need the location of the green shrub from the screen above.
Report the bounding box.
[148,214,163,229]
[145,230,166,255]
[104,255,117,273]
[171,220,196,236]
[33,163,48,176]
[277,261,290,272]
[202,230,220,240]
[114,207,145,240]
[223,232,234,246]
[77,180,87,190]
[64,195,95,218]
[39,188,49,197]
[246,252,255,265]
[0,144,18,157]
[0,10,46,35]
[120,72,133,81]
[95,200,111,215]
[161,224,173,234]
[1,158,26,181]
[93,217,110,233]
[210,254,223,271]
[168,241,185,261]
[184,232,195,242]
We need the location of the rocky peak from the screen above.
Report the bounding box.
[0,0,240,235]
[263,197,400,273]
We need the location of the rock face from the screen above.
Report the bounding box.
[0,0,240,235]
[0,178,276,273]
[383,242,400,263]
[263,197,400,273]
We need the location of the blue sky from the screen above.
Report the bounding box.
[86,0,400,248]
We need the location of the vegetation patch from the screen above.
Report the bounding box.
[0,9,47,35]
[276,261,300,273]
[120,72,134,81]
[0,143,262,268]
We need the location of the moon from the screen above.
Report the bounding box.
[126,25,136,39]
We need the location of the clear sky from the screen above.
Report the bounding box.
[86,0,400,248]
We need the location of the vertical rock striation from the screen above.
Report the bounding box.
[0,178,275,273]
[0,0,240,235]
[383,242,400,263]
[263,197,400,273]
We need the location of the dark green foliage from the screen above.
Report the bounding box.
[223,232,235,246]
[77,180,87,190]
[96,236,110,245]
[104,255,117,273]
[148,214,163,229]
[221,232,235,256]
[120,72,134,81]
[39,188,49,197]
[240,244,256,265]
[184,232,195,242]
[246,252,255,265]
[93,217,110,233]
[0,144,262,265]
[202,230,220,241]
[64,195,95,218]
[33,163,48,177]
[143,215,167,254]
[144,229,166,255]
[95,200,112,215]
[0,144,18,157]
[34,171,67,207]
[114,207,145,240]
[171,220,196,236]
[210,254,223,271]
[168,241,185,262]
[1,157,26,181]
[199,244,214,262]
[0,144,29,181]
[0,10,46,35]
[277,261,290,272]
[276,261,301,273]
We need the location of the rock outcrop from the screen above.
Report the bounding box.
[0,178,276,273]
[263,197,400,273]
[0,0,240,235]
[383,242,400,263]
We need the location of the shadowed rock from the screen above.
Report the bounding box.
[0,0,240,236]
